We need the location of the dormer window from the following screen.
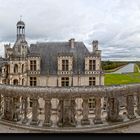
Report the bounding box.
[57,55,73,74]
[30,60,36,71]
[89,60,96,71]
[62,60,69,71]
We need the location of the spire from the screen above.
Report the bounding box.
[20,15,22,21]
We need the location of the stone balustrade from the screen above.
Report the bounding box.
[0,84,140,130]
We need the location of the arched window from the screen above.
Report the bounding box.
[22,64,24,73]
[22,78,24,85]
[13,79,18,85]
[14,64,18,73]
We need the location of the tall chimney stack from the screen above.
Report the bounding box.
[69,38,75,49]
[92,40,98,52]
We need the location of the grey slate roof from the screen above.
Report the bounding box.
[29,42,90,75]
[0,58,7,71]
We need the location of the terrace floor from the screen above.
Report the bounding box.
[0,121,140,133]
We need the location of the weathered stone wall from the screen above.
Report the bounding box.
[0,84,140,129]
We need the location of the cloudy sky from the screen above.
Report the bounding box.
[0,0,140,61]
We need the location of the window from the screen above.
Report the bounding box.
[89,77,96,86]
[30,60,37,71]
[22,64,24,73]
[89,60,96,71]
[30,77,37,86]
[61,77,69,87]
[13,79,18,85]
[88,98,96,110]
[62,60,69,71]
[14,64,18,73]
[30,98,33,107]
[22,78,24,85]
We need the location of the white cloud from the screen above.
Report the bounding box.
[0,0,140,60]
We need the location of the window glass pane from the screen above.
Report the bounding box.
[89,77,96,86]
[62,60,69,71]
[61,77,69,87]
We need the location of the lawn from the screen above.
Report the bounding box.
[105,73,140,86]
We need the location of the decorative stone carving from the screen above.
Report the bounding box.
[3,95,13,121]
[0,94,2,116]
[57,98,76,127]
[94,97,103,124]
[0,84,140,129]
[30,97,39,125]
[81,98,90,125]
[107,97,123,122]
[71,98,76,126]
[13,96,21,122]
[127,95,136,119]
[137,94,140,116]
[57,99,63,127]
[43,98,52,127]
[22,97,28,124]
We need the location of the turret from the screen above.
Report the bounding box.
[16,20,25,41]
[13,19,29,57]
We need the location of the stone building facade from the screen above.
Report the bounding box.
[0,20,104,110]
[0,20,104,88]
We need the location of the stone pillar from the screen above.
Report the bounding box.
[71,98,76,126]
[13,96,21,122]
[22,97,28,124]
[137,94,140,116]
[81,98,90,125]
[3,95,13,120]
[107,97,123,122]
[43,98,52,127]
[57,98,76,127]
[30,97,39,125]
[127,95,136,119]
[57,99,64,127]
[94,97,103,124]
[0,94,2,116]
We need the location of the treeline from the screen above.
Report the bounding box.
[101,61,128,70]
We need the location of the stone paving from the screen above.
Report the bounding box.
[0,121,140,133]
[0,123,32,133]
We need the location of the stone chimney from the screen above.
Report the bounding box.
[92,40,98,52]
[4,44,11,58]
[69,38,75,49]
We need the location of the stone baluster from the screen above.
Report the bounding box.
[127,95,136,119]
[94,97,103,124]
[81,98,90,125]
[107,97,123,122]
[137,94,140,116]
[22,97,28,124]
[0,94,2,116]
[57,99,64,127]
[71,98,76,126]
[13,96,21,122]
[43,98,52,127]
[3,95,13,121]
[30,97,39,125]
[58,98,76,127]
